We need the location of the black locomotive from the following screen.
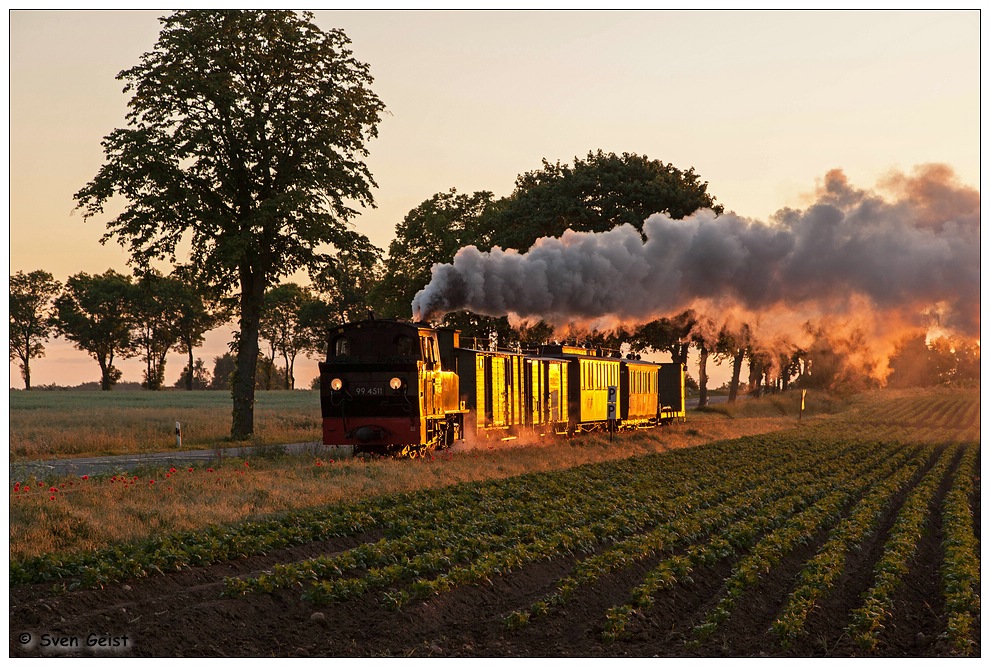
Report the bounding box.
[319,319,685,457]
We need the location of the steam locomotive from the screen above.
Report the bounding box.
[319,318,685,457]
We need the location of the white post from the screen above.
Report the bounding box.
[175,421,182,448]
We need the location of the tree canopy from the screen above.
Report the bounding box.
[479,150,723,252]
[54,270,138,391]
[74,10,385,436]
[9,270,62,390]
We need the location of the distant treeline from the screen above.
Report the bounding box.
[10,268,333,393]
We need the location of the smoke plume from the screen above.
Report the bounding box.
[412,165,979,343]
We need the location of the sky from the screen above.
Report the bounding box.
[6,9,982,389]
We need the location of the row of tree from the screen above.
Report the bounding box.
[8,268,348,392]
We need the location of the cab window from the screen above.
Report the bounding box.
[395,335,413,356]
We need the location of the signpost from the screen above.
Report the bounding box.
[607,385,618,441]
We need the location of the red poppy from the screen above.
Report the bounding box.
[82,475,88,480]
[49,495,55,501]
[207,467,214,473]
[169,468,176,473]
[188,467,194,472]
[244,462,250,467]
[149,480,155,485]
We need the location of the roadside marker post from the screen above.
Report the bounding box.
[176,422,182,448]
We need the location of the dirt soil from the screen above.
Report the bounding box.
[9,460,978,659]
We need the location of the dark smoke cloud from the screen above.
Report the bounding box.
[412,166,980,338]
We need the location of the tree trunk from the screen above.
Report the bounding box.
[231,267,263,439]
[697,345,709,408]
[186,344,195,391]
[728,349,744,403]
[99,355,111,391]
[22,354,31,391]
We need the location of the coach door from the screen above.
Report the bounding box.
[484,355,510,428]
[547,362,561,424]
[528,360,543,426]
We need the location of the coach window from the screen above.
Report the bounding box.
[334,336,350,357]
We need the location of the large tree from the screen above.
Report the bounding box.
[9,270,62,390]
[74,11,385,437]
[54,270,138,391]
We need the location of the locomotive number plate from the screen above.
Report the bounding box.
[354,386,384,396]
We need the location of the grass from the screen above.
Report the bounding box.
[8,390,321,461]
[696,390,850,419]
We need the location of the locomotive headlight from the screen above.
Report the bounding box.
[389,377,404,390]
[330,378,344,391]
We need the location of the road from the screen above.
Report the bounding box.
[9,441,352,480]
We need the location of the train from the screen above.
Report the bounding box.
[319,318,686,457]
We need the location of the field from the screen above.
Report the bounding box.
[8,388,980,657]
[8,390,322,460]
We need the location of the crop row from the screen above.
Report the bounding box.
[939,446,981,655]
[769,443,935,644]
[597,442,915,643]
[358,437,883,612]
[688,443,933,643]
[856,394,979,433]
[226,432,855,602]
[517,440,910,634]
[845,445,958,651]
